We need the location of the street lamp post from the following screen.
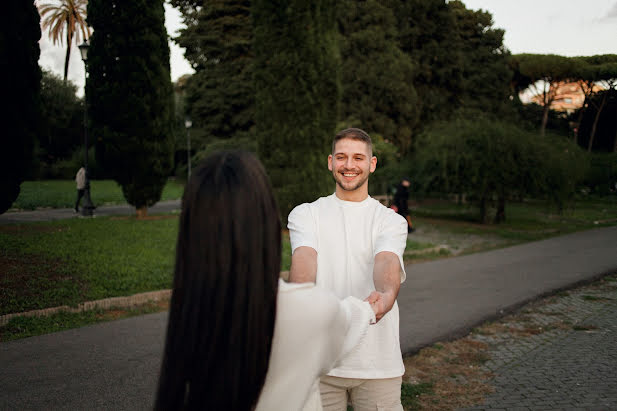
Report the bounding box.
[185,118,192,180]
[78,40,95,217]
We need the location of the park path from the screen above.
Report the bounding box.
[0,200,182,224]
[0,204,616,409]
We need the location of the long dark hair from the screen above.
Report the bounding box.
[155,151,281,410]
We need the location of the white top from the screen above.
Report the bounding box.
[256,280,375,411]
[288,194,408,379]
[75,167,86,190]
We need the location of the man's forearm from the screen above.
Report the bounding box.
[289,246,317,283]
[366,251,401,321]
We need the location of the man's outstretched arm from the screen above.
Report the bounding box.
[365,251,402,322]
[288,246,317,283]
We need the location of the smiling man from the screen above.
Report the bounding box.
[288,128,408,411]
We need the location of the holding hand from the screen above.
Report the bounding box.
[364,291,395,323]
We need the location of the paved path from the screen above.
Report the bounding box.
[0,204,616,409]
[0,200,182,224]
[461,274,617,410]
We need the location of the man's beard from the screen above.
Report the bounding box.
[332,169,369,192]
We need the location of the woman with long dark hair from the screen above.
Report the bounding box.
[155,151,375,411]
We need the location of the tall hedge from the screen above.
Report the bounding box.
[0,1,41,213]
[88,0,174,215]
[253,0,340,222]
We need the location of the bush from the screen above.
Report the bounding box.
[412,116,587,222]
[583,152,617,195]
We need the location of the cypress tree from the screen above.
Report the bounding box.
[88,0,175,217]
[337,0,418,154]
[386,0,463,128]
[171,0,255,155]
[0,1,41,214]
[254,0,340,222]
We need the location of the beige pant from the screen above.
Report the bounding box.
[319,375,403,411]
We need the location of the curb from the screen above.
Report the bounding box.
[0,289,172,327]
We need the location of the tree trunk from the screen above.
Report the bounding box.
[136,207,148,219]
[540,104,549,136]
[614,104,617,153]
[494,195,505,223]
[64,27,72,82]
[588,93,608,152]
[479,196,488,224]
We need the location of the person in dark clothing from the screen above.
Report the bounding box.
[393,177,413,233]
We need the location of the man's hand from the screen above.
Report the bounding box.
[364,290,396,322]
[366,251,402,322]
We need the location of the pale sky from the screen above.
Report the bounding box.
[38,0,617,97]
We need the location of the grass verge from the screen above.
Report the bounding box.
[10,179,185,210]
[0,300,169,342]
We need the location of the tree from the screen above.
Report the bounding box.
[449,1,512,115]
[413,115,586,223]
[337,0,418,155]
[573,56,617,151]
[38,0,90,81]
[88,0,175,218]
[387,0,463,129]
[0,1,41,214]
[253,0,340,223]
[38,70,83,163]
[170,0,255,156]
[510,54,578,136]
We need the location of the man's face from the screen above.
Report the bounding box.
[328,138,377,193]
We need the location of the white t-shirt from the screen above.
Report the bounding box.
[288,193,408,379]
[256,280,375,411]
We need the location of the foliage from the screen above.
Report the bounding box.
[449,1,512,115]
[510,54,579,135]
[88,0,175,213]
[337,0,418,154]
[0,1,41,214]
[387,0,462,129]
[254,0,340,223]
[37,0,90,81]
[171,0,255,156]
[582,152,617,195]
[34,70,84,178]
[10,179,185,211]
[412,115,588,222]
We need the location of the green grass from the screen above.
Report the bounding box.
[401,382,434,410]
[0,302,166,342]
[406,239,436,251]
[0,216,294,317]
[411,197,617,243]
[10,179,185,210]
[0,216,178,315]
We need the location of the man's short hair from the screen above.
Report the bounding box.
[332,128,373,156]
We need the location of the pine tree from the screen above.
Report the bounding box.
[0,1,41,213]
[171,0,254,155]
[254,0,340,222]
[337,0,418,154]
[88,0,175,217]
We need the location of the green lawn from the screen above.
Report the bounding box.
[10,179,185,210]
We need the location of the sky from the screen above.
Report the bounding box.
[38,0,617,97]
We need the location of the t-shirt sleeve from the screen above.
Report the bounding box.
[374,209,408,283]
[287,203,318,253]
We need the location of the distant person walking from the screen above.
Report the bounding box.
[393,177,413,233]
[74,167,86,213]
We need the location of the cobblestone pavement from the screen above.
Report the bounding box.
[461,274,617,411]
